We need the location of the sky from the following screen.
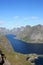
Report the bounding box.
[0,0,43,29]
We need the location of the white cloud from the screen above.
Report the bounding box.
[14,16,19,19]
[24,16,38,20]
[30,16,38,19]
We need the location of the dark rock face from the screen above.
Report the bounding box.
[26,57,30,61]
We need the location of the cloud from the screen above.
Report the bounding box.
[14,16,19,19]
[24,16,38,20]
[30,16,38,19]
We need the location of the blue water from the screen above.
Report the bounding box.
[34,56,43,65]
[6,34,43,65]
[26,56,43,65]
[6,34,43,54]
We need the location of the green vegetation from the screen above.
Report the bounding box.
[0,44,32,65]
[21,36,31,43]
[0,35,43,65]
[0,35,32,65]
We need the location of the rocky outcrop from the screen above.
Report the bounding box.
[4,59,11,65]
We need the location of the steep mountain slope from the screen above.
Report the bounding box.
[0,35,13,52]
[16,24,43,43]
[0,43,38,65]
[0,35,32,65]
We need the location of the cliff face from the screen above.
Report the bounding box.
[16,25,43,43]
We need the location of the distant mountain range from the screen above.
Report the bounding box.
[0,24,43,43]
[0,27,10,35]
[0,27,24,35]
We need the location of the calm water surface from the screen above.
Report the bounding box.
[6,34,43,65]
[6,34,43,54]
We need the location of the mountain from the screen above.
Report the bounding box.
[0,24,43,43]
[10,26,25,35]
[0,27,11,35]
[16,24,43,43]
[0,27,42,65]
[10,28,21,35]
[0,27,24,35]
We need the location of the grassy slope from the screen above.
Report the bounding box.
[0,36,32,65]
[0,44,32,65]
